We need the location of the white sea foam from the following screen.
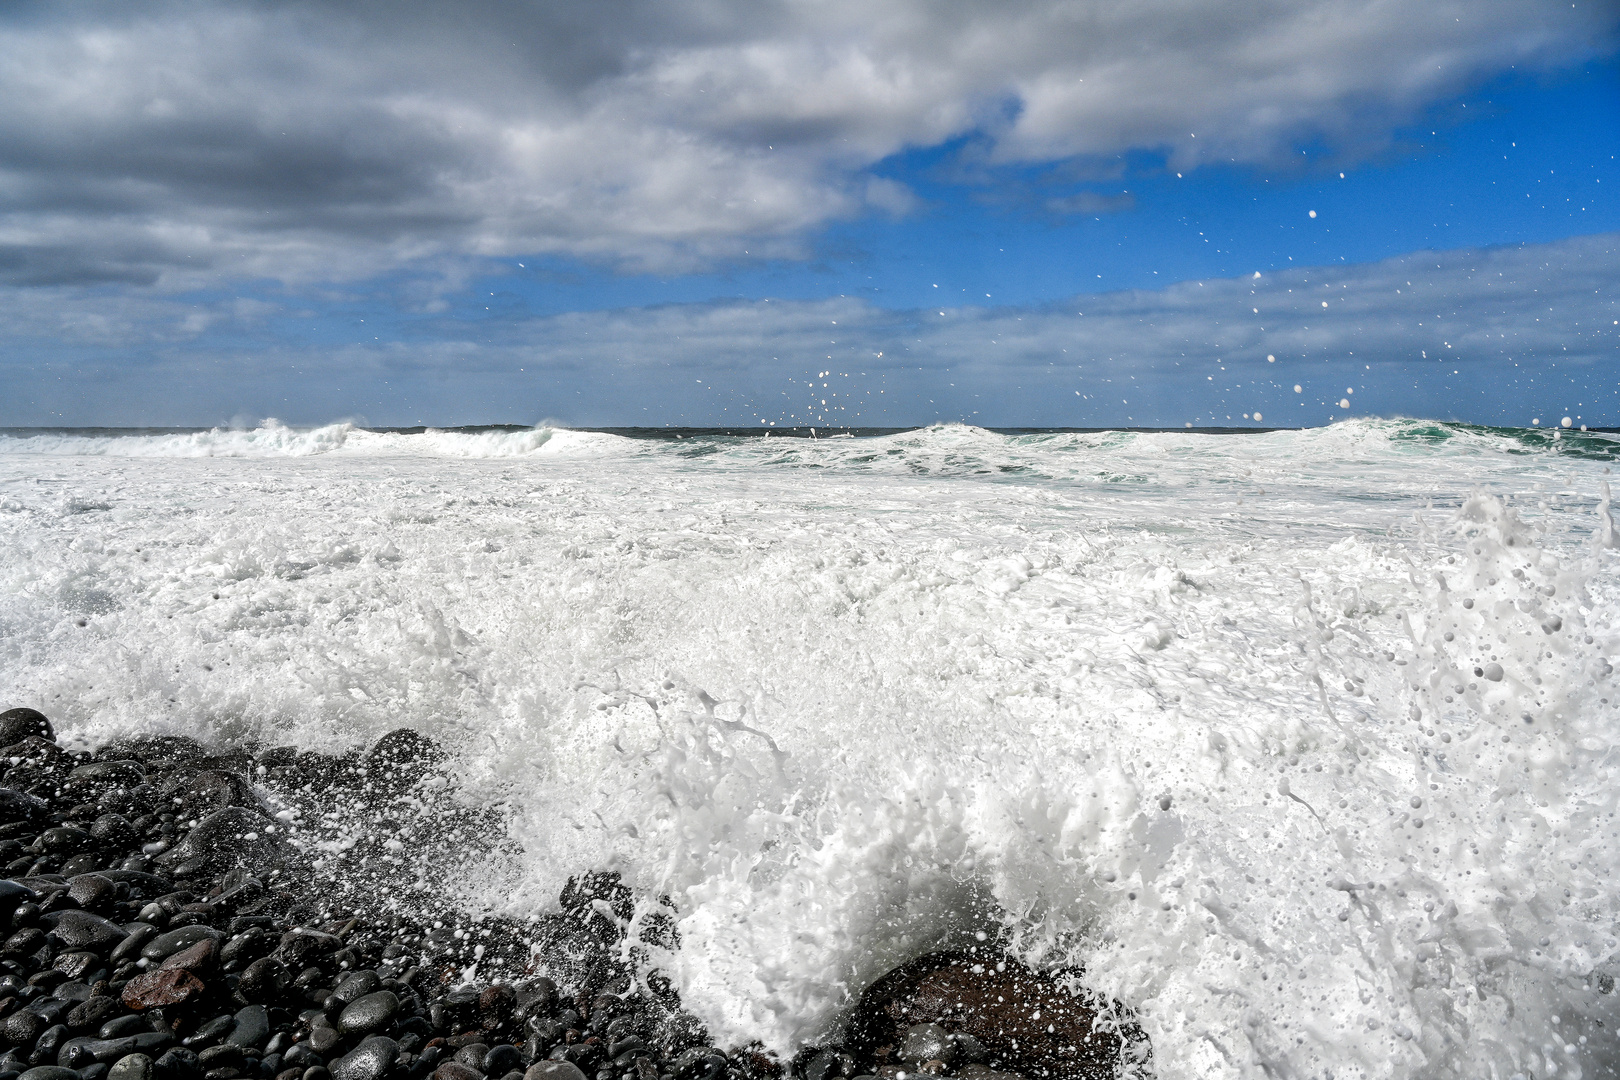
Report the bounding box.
[1,419,1617,1079]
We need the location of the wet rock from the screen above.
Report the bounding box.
[483,1046,522,1076]
[158,809,276,878]
[0,878,39,920]
[120,969,206,1011]
[152,1047,201,1080]
[67,762,147,791]
[66,875,117,911]
[433,1065,480,1080]
[90,817,141,852]
[39,828,96,856]
[100,1017,153,1041]
[801,1050,853,1080]
[53,951,103,981]
[328,1037,398,1080]
[475,985,514,1033]
[156,939,217,976]
[142,928,223,963]
[195,1046,242,1071]
[108,1054,155,1080]
[329,972,379,1006]
[273,931,340,971]
[845,952,1146,1080]
[897,1025,953,1067]
[306,1025,341,1057]
[0,709,54,747]
[450,1045,486,1069]
[84,1034,175,1064]
[0,790,51,826]
[67,996,123,1032]
[42,911,127,951]
[233,958,289,1004]
[111,927,160,965]
[669,1049,725,1080]
[161,773,254,821]
[18,1068,80,1080]
[217,928,275,974]
[2,1007,46,1045]
[224,1006,269,1049]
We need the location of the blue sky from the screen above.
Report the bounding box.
[0,1,1615,428]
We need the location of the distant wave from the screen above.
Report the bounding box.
[0,421,625,459]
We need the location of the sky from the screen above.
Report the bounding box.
[0,0,1616,429]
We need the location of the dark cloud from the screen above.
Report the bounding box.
[0,0,1611,284]
[1,233,1613,426]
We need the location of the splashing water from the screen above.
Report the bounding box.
[1,419,1617,1079]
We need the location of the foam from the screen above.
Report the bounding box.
[0,421,625,459]
[1,420,1617,1079]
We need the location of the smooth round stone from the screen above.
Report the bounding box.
[336,992,398,1037]
[450,1046,486,1070]
[39,828,95,855]
[0,708,53,746]
[42,911,127,950]
[68,762,146,787]
[330,971,379,1006]
[328,1039,397,1080]
[98,1017,150,1042]
[66,875,116,911]
[0,790,50,827]
[224,1006,269,1049]
[140,926,223,962]
[107,1055,153,1080]
[523,1064,587,1080]
[482,1047,522,1077]
[898,1024,955,1066]
[110,926,159,965]
[19,1068,80,1080]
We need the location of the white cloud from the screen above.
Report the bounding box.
[0,0,1610,284]
[3,233,1613,427]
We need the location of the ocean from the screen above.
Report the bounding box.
[1,419,1616,1080]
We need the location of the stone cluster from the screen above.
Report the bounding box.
[0,708,1142,1080]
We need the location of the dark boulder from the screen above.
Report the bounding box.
[120,968,206,1011]
[140,927,223,963]
[0,879,38,921]
[0,789,51,826]
[0,710,53,747]
[329,1037,398,1080]
[42,911,127,951]
[156,808,277,877]
[234,957,290,1004]
[844,952,1148,1080]
[336,991,398,1037]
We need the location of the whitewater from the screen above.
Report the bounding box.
[1,419,1617,1080]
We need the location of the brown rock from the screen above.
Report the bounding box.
[158,938,218,973]
[845,952,1148,1080]
[434,1063,483,1080]
[120,967,206,1010]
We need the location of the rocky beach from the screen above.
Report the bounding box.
[0,707,1144,1080]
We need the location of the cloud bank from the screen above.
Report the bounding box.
[0,0,1612,285]
[4,233,1614,427]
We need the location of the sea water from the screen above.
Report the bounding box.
[1,420,1617,1080]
